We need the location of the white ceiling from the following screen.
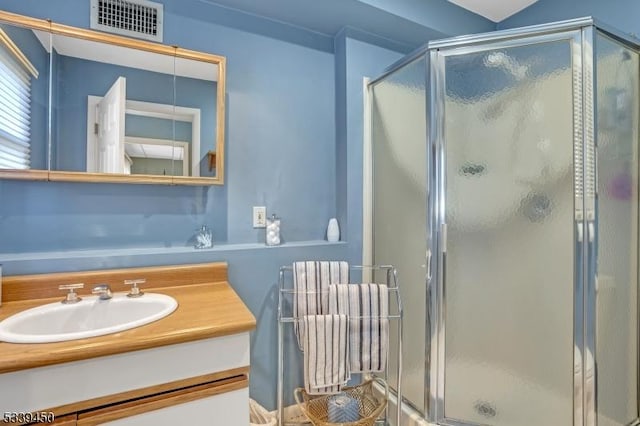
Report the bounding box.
[125,141,184,160]
[448,0,539,22]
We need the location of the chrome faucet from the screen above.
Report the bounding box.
[92,284,113,300]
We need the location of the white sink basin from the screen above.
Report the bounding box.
[0,293,178,343]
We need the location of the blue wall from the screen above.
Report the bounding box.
[359,0,494,37]
[166,15,338,244]
[499,0,640,35]
[0,0,346,409]
[335,30,405,264]
[181,0,494,51]
[0,0,494,411]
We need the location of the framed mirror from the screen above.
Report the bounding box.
[0,10,226,185]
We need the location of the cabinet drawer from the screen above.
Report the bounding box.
[77,375,248,426]
[1,333,250,414]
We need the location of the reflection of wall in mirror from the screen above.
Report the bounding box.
[0,24,49,170]
[126,115,192,142]
[174,67,217,178]
[53,54,216,174]
[130,157,183,176]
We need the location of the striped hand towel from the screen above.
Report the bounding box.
[293,261,349,349]
[328,283,389,373]
[302,314,350,395]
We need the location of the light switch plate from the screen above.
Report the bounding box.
[253,206,266,228]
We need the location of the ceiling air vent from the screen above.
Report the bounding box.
[90,0,163,43]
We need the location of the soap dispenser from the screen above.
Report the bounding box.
[266,214,281,246]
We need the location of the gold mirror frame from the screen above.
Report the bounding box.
[0,10,226,185]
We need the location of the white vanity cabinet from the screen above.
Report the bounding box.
[0,333,251,426]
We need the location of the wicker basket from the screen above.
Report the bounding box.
[293,379,388,426]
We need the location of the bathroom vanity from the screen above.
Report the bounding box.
[0,263,255,425]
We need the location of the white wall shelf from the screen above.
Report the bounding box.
[0,241,348,275]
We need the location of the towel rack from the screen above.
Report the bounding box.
[277,264,403,426]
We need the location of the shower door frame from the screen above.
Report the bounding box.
[365,52,431,419]
[588,24,640,426]
[427,19,598,426]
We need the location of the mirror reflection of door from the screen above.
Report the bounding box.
[95,76,125,173]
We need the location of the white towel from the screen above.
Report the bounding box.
[293,261,349,349]
[302,314,350,395]
[329,283,389,373]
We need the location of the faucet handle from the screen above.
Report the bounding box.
[124,279,146,298]
[58,283,84,304]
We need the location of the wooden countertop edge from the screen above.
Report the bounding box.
[0,281,256,374]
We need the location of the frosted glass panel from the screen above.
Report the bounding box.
[442,41,575,425]
[371,56,427,413]
[594,33,639,426]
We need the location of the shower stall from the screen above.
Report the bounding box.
[368,18,639,426]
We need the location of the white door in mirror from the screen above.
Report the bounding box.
[97,76,127,173]
[0,293,177,343]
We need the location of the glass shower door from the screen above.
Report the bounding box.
[370,56,428,414]
[594,31,639,426]
[433,35,579,426]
